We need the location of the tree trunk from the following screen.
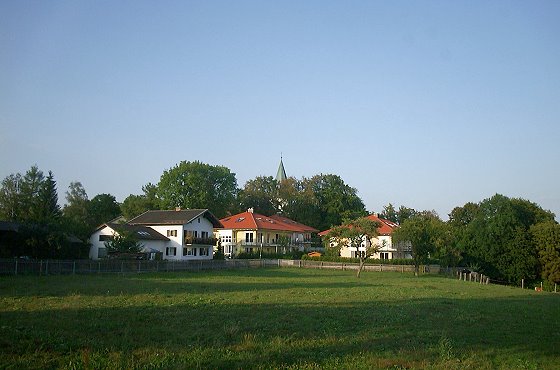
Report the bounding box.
[357,258,365,278]
[414,263,419,277]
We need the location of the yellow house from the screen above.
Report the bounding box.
[216,209,318,257]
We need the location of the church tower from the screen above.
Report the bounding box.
[276,156,287,183]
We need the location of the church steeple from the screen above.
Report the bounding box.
[276,155,287,183]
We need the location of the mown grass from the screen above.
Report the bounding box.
[0,268,558,369]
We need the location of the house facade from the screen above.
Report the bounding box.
[215,209,318,257]
[89,209,223,260]
[319,214,412,260]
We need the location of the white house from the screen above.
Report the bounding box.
[89,209,223,260]
[319,214,412,260]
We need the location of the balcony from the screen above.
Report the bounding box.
[184,236,217,246]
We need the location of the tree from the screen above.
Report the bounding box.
[63,181,89,222]
[19,165,45,222]
[121,183,161,220]
[393,212,445,276]
[531,221,560,284]
[379,203,398,223]
[326,217,380,277]
[307,174,367,230]
[87,193,121,227]
[62,181,91,240]
[238,176,279,215]
[454,194,552,284]
[156,161,238,218]
[0,173,22,221]
[104,229,142,255]
[36,171,61,224]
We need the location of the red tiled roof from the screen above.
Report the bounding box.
[220,212,318,233]
[318,214,398,236]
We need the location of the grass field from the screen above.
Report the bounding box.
[0,268,559,369]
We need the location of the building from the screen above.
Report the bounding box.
[89,209,223,260]
[216,209,319,257]
[319,214,412,260]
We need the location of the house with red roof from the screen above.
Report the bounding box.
[216,208,319,257]
[319,214,412,260]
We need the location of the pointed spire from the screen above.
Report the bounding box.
[276,155,287,183]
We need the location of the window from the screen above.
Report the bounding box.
[166,247,177,256]
[98,247,107,258]
[167,230,177,237]
[380,252,390,260]
[184,247,197,256]
[99,235,113,241]
[198,218,200,223]
[245,233,253,243]
[200,247,208,256]
[201,231,209,238]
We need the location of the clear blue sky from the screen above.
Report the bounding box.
[1,1,559,219]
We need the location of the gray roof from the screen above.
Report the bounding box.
[127,209,223,228]
[106,223,170,241]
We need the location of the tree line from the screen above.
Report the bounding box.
[390,195,560,287]
[1,161,559,288]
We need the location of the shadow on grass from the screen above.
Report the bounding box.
[1,291,559,368]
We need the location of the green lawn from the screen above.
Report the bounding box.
[0,268,558,369]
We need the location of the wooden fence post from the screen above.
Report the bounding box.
[14,259,18,276]
[522,279,525,289]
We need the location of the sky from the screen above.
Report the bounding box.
[1,1,559,220]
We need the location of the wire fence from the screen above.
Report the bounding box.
[0,258,442,276]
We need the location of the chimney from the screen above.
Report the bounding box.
[175,207,181,211]
[248,207,254,213]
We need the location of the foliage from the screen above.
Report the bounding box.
[235,251,305,260]
[103,229,143,255]
[87,193,121,228]
[531,221,560,284]
[300,255,427,265]
[453,194,553,284]
[156,161,238,218]
[393,212,447,275]
[1,270,558,369]
[121,183,160,220]
[35,171,62,224]
[0,173,23,221]
[326,217,380,277]
[237,176,279,215]
[380,203,418,225]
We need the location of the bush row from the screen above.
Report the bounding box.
[300,255,439,265]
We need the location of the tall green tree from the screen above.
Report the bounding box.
[326,217,380,277]
[87,193,121,227]
[531,221,560,285]
[156,161,238,218]
[0,173,22,221]
[19,165,45,222]
[393,212,445,276]
[379,203,398,223]
[36,171,61,224]
[62,181,90,239]
[238,176,279,215]
[455,194,553,284]
[121,183,161,220]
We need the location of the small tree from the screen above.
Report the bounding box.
[104,230,143,256]
[326,217,380,277]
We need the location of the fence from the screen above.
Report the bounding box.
[0,258,441,276]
